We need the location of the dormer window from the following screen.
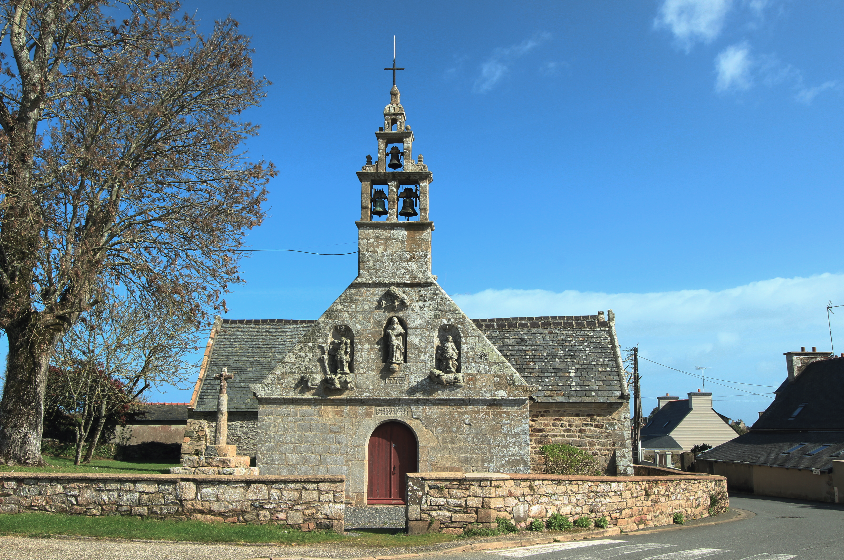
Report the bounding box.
[788,403,807,420]
[805,445,831,456]
[781,443,806,454]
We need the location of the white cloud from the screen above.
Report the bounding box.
[655,0,734,50]
[715,42,753,92]
[452,273,844,422]
[795,80,839,105]
[473,32,551,93]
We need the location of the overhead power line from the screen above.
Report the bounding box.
[637,355,774,397]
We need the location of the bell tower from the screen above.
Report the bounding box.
[356,67,434,284]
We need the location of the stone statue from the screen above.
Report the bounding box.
[385,317,405,364]
[437,335,459,373]
[330,336,351,374]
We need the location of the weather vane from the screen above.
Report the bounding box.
[384,35,404,86]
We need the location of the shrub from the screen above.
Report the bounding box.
[546,513,572,531]
[539,444,603,475]
[673,512,685,525]
[573,516,592,529]
[463,524,499,537]
[690,444,712,455]
[708,491,728,516]
[496,517,518,534]
[594,516,608,529]
[527,519,544,532]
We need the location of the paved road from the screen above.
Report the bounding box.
[0,494,842,560]
[444,494,844,560]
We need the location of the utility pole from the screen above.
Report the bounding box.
[631,346,642,464]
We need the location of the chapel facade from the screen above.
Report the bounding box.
[184,81,633,507]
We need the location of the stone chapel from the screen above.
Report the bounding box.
[184,78,633,507]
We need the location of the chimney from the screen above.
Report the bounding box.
[688,391,712,410]
[657,393,679,409]
[758,411,764,419]
[784,347,833,382]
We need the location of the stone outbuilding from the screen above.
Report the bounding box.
[185,81,632,507]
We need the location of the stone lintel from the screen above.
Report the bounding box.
[374,130,413,142]
[355,220,433,230]
[356,171,432,184]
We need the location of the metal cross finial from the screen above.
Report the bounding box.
[214,367,234,395]
[384,35,404,86]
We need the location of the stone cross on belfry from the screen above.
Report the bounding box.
[213,367,234,446]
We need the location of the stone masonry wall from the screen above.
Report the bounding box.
[406,472,728,534]
[529,402,631,475]
[0,473,344,531]
[188,411,259,458]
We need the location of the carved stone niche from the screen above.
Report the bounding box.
[430,324,463,386]
[324,325,354,391]
[378,286,410,312]
[382,316,408,372]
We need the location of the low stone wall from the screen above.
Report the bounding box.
[0,473,344,531]
[406,472,727,534]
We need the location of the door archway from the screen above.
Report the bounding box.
[367,421,418,504]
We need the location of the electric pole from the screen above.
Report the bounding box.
[632,346,642,464]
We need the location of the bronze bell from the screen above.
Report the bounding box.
[387,146,403,170]
[398,187,418,219]
[371,189,388,217]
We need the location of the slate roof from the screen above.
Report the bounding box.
[697,431,844,473]
[698,356,844,472]
[640,400,690,441]
[128,403,189,423]
[191,314,628,411]
[192,319,316,412]
[752,356,844,432]
[640,434,683,451]
[473,315,627,403]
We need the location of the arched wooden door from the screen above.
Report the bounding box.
[367,421,418,504]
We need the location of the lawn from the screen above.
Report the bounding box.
[0,512,461,547]
[0,456,176,474]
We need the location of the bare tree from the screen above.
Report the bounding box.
[0,1,274,464]
[48,292,198,464]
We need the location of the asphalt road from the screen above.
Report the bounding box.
[0,494,842,560]
[444,494,844,560]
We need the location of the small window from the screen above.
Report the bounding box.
[788,403,807,420]
[805,445,831,456]
[829,449,844,458]
[781,443,806,455]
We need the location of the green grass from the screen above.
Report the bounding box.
[0,513,460,546]
[0,456,176,474]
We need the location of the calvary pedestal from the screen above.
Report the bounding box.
[171,368,258,475]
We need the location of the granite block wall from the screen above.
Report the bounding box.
[258,399,530,506]
[529,402,632,475]
[406,472,728,534]
[0,473,344,531]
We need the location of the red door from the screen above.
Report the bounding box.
[367,421,417,504]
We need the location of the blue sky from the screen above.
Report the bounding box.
[22,1,844,425]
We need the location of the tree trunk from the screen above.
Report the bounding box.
[84,401,108,463]
[0,319,61,465]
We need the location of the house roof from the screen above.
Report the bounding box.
[640,434,683,451]
[698,431,844,472]
[640,399,692,438]
[752,356,844,431]
[473,315,627,403]
[193,319,316,412]
[191,314,628,412]
[129,403,189,423]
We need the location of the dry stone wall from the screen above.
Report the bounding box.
[529,402,632,475]
[0,473,344,531]
[406,472,728,534]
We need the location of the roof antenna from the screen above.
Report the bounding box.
[695,366,711,389]
[828,301,842,355]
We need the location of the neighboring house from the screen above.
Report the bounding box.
[113,402,189,461]
[640,391,737,467]
[183,81,633,507]
[697,349,844,503]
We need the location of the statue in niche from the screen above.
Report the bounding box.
[437,335,460,373]
[430,329,463,386]
[329,336,351,374]
[385,317,406,370]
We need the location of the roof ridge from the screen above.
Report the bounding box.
[221,319,318,325]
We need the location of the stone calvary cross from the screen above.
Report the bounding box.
[214,367,234,446]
